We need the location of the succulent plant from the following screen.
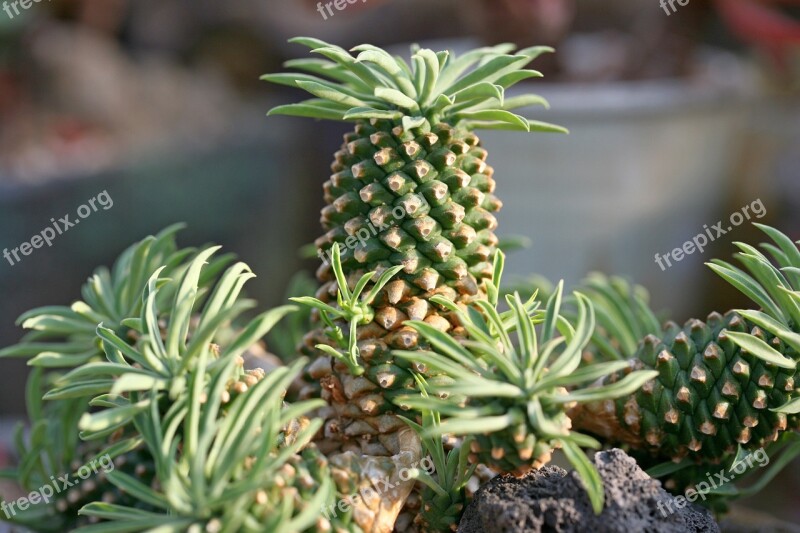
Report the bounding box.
[393,252,657,515]
[571,224,800,466]
[2,35,799,533]
[73,357,348,533]
[0,227,233,531]
[47,245,295,439]
[264,37,565,463]
[555,224,800,520]
[0,231,348,532]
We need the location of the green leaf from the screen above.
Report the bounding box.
[363,265,404,305]
[289,296,342,318]
[756,223,800,267]
[451,82,504,107]
[98,325,167,375]
[646,458,694,478]
[736,309,800,354]
[458,120,529,132]
[435,379,524,398]
[343,107,403,120]
[423,413,520,437]
[197,262,254,330]
[403,321,486,373]
[394,396,493,418]
[167,246,220,359]
[296,81,369,109]
[59,362,149,382]
[374,87,420,112]
[541,281,563,344]
[220,305,298,363]
[502,94,550,111]
[312,47,387,88]
[28,350,97,367]
[560,439,604,514]
[79,402,149,433]
[105,471,170,510]
[282,58,372,92]
[771,396,800,414]
[494,70,543,88]
[527,399,569,437]
[267,102,347,121]
[414,49,440,106]
[436,44,515,90]
[402,116,428,132]
[506,293,536,369]
[44,379,115,400]
[707,261,784,321]
[553,370,659,404]
[527,120,569,134]
[0,341,90,357]
[20,314,96,335]
[393,349,478,380]
[288,36,339,51]
[725,330,796,369]
[456,109,529,131]
[354,48,417,97]
[443,55,524,95]
[544,293,594,378]
[110,374,169,396]
[532,361,631,392]
[735,249,800,327]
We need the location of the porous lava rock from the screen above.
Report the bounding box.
[458,448,718,533]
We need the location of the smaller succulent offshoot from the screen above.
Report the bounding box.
[394,252,658,513]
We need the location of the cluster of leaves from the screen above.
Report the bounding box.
[0,230,349,532]
[291,243,403,376]
[52,246,284,441]
[391,253,657,514]
[0,225,233,529]
[708,223,800,376]
[0,224,234,369]
[264,37,567,133]
[76,357,334,533]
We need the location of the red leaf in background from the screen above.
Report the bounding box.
[714,0,800,69]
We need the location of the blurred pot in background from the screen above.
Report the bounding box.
[483,46,755,318]
[456,0,797,319]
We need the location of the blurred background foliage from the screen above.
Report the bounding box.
[0,0,798,525]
